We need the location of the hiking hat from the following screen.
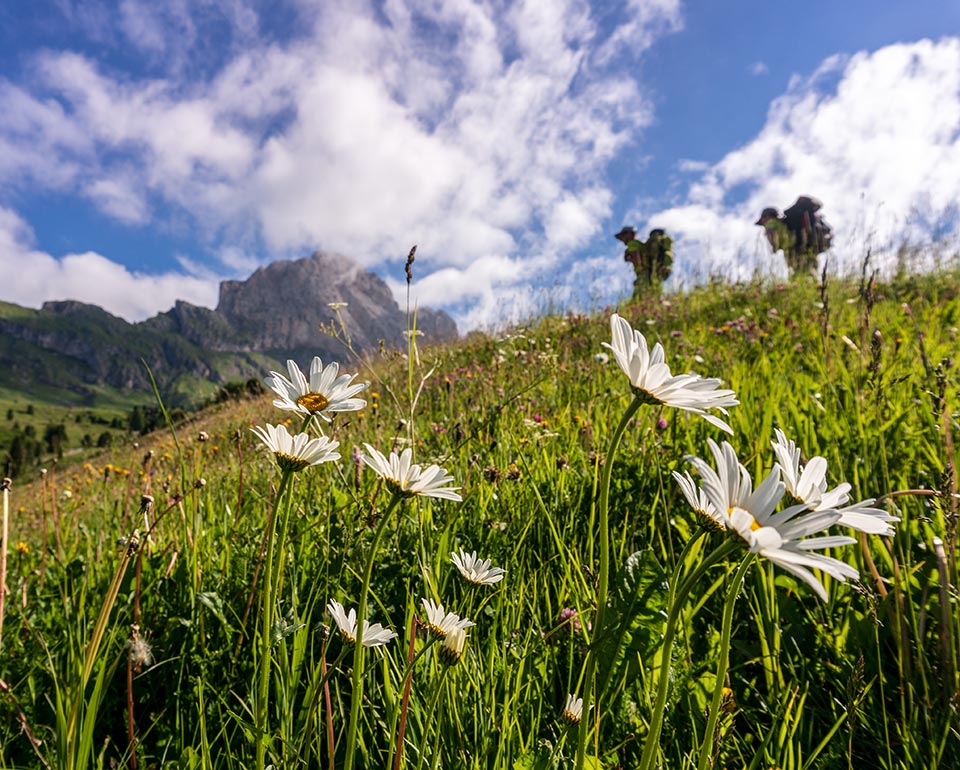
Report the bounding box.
[755,207,780,225]
[615,226,637,239]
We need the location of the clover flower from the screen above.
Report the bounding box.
[251,424,340,473]
[362,444,462,501]
[451,549,505,586]
[602,314,739,433]
[327,600,398,648]
[265,357,367,422]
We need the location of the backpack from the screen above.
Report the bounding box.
[783,196,832,253]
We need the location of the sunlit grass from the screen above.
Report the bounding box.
[1,269,958,769]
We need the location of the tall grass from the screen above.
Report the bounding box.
[1,269,958,769]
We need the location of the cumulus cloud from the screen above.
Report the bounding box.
[0,207,219,321]
[85,176,149,224]
[0,0,677,327]
[653,38,960,282]
[3,5,959,331]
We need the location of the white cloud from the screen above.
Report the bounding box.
[0,0,680,326]
[595,0,683,65]
[748,61,769,76]
[119,0,172,54]
[85,176,149,224]
[0,207,219,321]
[649,38,960,280]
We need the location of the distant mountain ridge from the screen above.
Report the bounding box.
[0,252,457,405]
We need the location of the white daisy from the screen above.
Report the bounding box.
[672,469,726,532]
[265,357,367,422]
[438,626,467,666]
[771,430,898,536]
[361,444,462,501]
[451,549,505,586]
[251,424,341,473]
[326,600,398,648]
[420,598,475,638]
[683,439,860,601]
[602,314,739,434]
[561,693,584,725]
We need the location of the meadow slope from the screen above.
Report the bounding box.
[1,270,958,770]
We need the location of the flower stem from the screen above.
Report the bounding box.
[575,395,641,769]
[637,538,739,770]
[255,468,294,770]
[697,553,755,770]
[343,493,403,770]
[416,667,450,770]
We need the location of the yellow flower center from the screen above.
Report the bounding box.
[296,392,330,412]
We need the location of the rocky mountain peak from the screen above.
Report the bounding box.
[0,251,457,405]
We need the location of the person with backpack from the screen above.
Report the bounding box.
[615,226,674,298]
[756,196,832,277]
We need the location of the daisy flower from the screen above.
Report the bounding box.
[672,469,725,532]
[251,424,340,473]
[682,439,860,601]
[771,430,898,536]
[438,626,467,666]
[361,444,462,501]
[602,314,739,434]
[420,598,474,638]
[561,693,584,725]
[265,357,367,422]
[326,600,398,648]
[451,549,505,586]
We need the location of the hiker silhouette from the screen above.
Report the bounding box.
[756,196,832,277]
[615,226,674,298]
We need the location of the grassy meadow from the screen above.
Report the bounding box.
[0,268,958,769]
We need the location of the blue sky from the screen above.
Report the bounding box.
[1,0,959,330]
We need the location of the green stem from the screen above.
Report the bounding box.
[387,632,439,770]
[255,468,294,770]
[343,493,403,770]
[696,553,755,770]
[575,395,642,769]
[297,643,350,758]
[637,538,739,770]
[65,534,138,766]
[416,667,450,770]
[597,530,707,702]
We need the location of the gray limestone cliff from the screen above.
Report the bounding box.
[0,252,457,404]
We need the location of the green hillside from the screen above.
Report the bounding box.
[1,270,958,769]
[0,300,276,412]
